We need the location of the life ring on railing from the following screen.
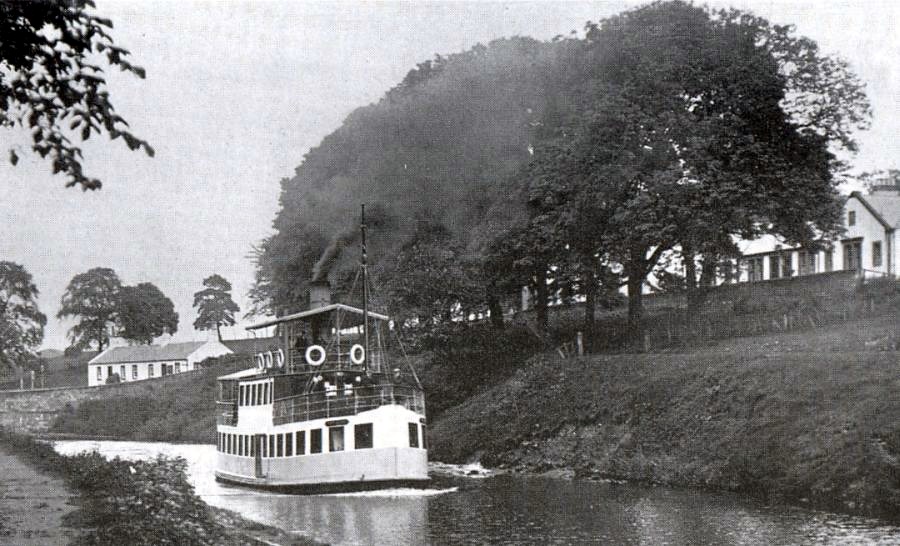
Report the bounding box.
[350,344,366,365]
[255,353,265,370]
[265,351,274,368]
[305,345,326,366]
[275,348,285,368]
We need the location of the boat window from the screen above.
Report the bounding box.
[239,385,244,406]
[261,435,267,458]
[286,432,294,456]
[277,434,284,457]
[310,429,322,454]
[226,434,231,454]
[296,430,305,455]
[329,426,345,452]
[354,424,373,449]
[408,423,419,448]
[244,435,249,457]
[250,435,256,457]
[421,424,427,449]
[241,435,246,457]
[252,384,258,405]
[217,433,221,452]
[264,383,269,404]
[269,434,275,457]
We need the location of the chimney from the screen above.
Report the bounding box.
[309,280,331,310]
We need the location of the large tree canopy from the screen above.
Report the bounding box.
[1,0,153,189]
[520,1,870,341]
[0,262,46,369]
[193,274,239,342]
[117,282,178,345]
[58,267,121,351]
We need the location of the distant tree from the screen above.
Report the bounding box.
[58,267,121,351]
[0,262,47,370]
[1,0,154,190]
[193,275,240,342]
[117,283,179,345]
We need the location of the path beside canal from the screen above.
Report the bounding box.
[0,446,77,545]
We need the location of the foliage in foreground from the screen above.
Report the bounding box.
[0,429,226,545]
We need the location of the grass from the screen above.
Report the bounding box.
[0,428,321,545]
[428,323,900,520]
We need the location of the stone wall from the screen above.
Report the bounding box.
[0,358,252,433]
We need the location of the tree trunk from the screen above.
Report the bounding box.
[535,270,549,336]
[582,274,596,353]
[626,269,644,349]
[487,292,504,330]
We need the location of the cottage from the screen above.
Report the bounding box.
[736,187,900,282]
[87,340,232,387]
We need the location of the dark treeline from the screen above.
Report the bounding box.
[250,1,870,350]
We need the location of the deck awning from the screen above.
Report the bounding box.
[246,303,390,331]
[217,367,262,381]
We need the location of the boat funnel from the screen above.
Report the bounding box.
[309,280,331,309]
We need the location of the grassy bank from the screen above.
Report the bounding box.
[428,320,900,520]
[0,428,319,545]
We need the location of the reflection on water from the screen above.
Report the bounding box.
[55,441,900,545]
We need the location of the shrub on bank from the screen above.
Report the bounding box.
[0,428,226,545]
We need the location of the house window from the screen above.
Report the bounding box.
[286,432,294,456]
[310,429,323,454]
[873,241,883,267]
[96,367,102,381]
[119,365,126,380]
[781,253,792,278]
[132,365,138,380]
[848,210,856,226]
[408,423,419,448]
[798,251,816,276]
[747,257,764,282]
[329,426,345,452]
[296,430,306,455]
[175,362,181,373]
[354,424,373,449]
[148,364,154,377]
[769,254,781,279]
[825,250,833,272]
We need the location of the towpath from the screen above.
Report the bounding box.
[0,446,77,545]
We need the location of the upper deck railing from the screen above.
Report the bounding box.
[216,383,425,427]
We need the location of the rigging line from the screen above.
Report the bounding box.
[393,329,423,390]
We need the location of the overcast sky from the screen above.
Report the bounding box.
[2,0,899,351]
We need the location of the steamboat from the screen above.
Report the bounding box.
[214,207,428,492]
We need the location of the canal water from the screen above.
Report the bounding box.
[55,441,900,545]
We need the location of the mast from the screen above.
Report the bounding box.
[361,204,369,373]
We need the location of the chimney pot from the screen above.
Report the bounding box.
[309,281,331,310]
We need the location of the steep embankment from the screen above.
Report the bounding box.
[429,318,900,520]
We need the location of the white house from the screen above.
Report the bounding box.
[735,188,900,282]
[88,340,233,387]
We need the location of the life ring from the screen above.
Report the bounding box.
[350,344,366,365]
[305,345,326,366]
[255,353,265,370]
[275,348,285,368]
[265,351,274,368]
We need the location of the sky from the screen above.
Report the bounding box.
[1,0,899,351]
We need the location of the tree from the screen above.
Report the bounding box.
[117,283,178,345]
[58,267,121,351]
[1,0,153,190]
[523,1,870,345]
[193,275,240,342]
[0,262,47,369]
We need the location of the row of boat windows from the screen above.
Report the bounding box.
[217,422,427,457]
[238,382,273,406]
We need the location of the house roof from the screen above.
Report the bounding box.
[247,303,390,330]
[852,191,900,230]
[89,342,208,365]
